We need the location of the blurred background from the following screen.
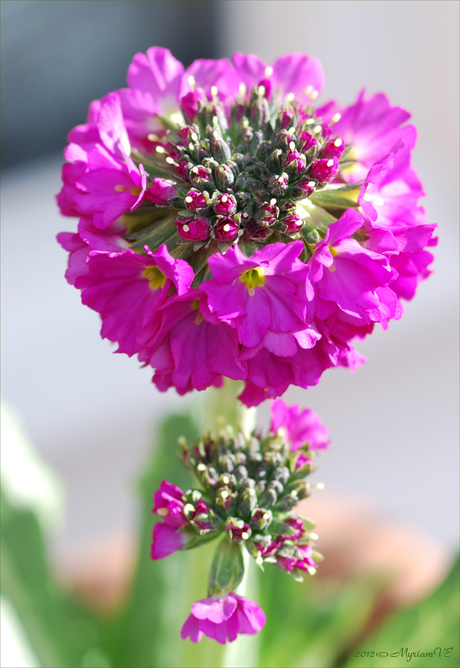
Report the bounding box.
[1,0,458,574]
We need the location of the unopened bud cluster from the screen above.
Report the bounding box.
[129,83,349,265]
[175,422,321,582]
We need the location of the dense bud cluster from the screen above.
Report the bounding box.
[179,424,320,578]
[152,399,329,587]
[135,86,348,258]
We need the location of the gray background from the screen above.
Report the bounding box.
[2,1,458,556]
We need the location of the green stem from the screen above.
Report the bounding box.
[199,378,256,434]
[221,550,261,668]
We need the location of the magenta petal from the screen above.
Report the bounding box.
[192,595,237,623]
[181,615,203,643]
[150,522,186,560]
[127,47,184,114]
[272,53,325,98]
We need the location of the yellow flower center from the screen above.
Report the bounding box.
[143,266,166,290]
[240,267,265,296]
[191,299,204,325]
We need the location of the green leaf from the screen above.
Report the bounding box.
[107,414,227,668]
[1,490,104,668]
[340,556,460,667]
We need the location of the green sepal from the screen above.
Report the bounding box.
[310,189,361,210]
[300,204,337,233]
[208,537,245,595]
[127,215,180,252]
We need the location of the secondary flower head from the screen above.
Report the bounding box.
[58,47,436,406]
[150,401,325,643]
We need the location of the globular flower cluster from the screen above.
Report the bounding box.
[57,48,436,406]
[151,399,328,644]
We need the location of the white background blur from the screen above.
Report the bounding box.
[2,1,459,560]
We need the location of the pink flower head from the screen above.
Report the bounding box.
[58,47,435,407]
[270,399,330,451]
[181,594,266,644]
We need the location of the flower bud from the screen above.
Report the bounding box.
[255,202,279,226]
[238,487,257,517]
[298,131,318,153]
[215,217,239,242]
[284,151,307,177]
[212,137,231,163]
[268,173,289,197]
[225,518,252,543]
[215,164,235,190]
[257,77,272,100]
[180,90,205,122]
[175,217,210,241]
[267,149,284,172]
[291,180,316,199]
[145,178,177,205]
[250,508,273,531]
[321,137,345,160]
[283,214,304,235]
[309,157,339,183]
[279,109,295,130]
[184,189,208,213]
[258,484,278,508]
[213,192,237,216]
[189,165,213,187]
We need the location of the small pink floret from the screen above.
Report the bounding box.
[181,594,266,644]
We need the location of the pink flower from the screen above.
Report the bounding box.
[153,480,187,528]
[332,90,417,182]
[138,292,247,394]
[181,594,266,644]
[76,245,194,356]
[57,141,147,229]
[270,399,330,451]
[151,523,189,560]
[151,480,189,560]
[201,242,314,351]
[232,52,324,103]
[308,209,397,325]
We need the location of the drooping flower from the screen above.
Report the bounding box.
[181,593,266,644]
[58,47,436,406]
